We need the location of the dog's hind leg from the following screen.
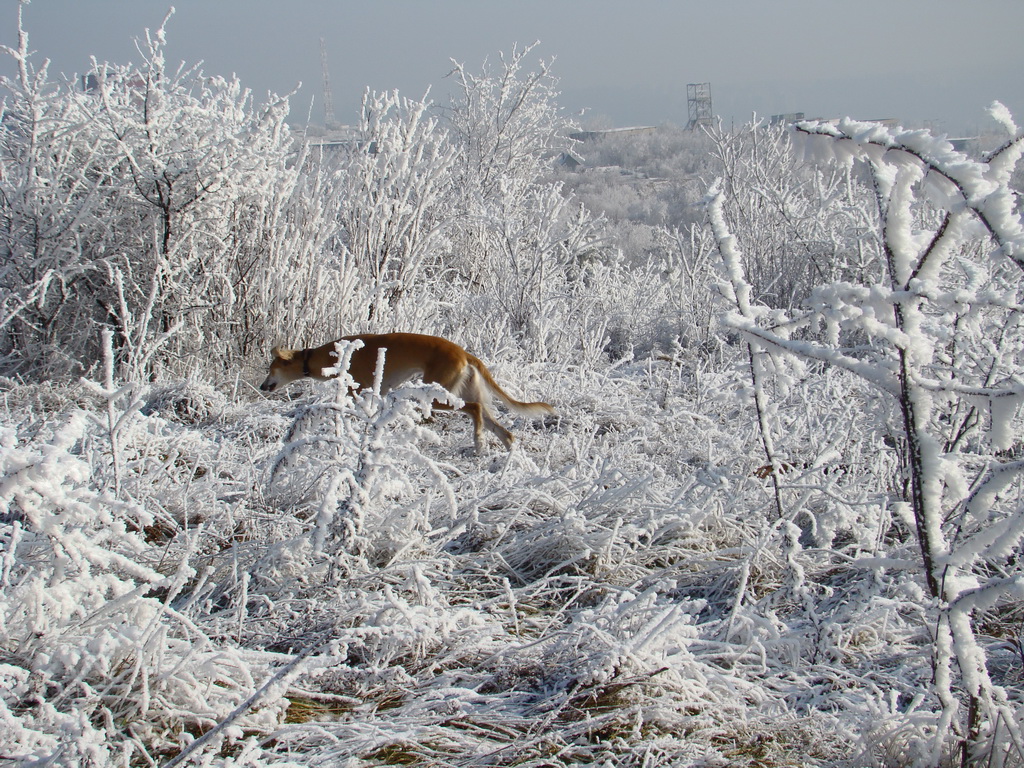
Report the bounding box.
[456,367,514,451]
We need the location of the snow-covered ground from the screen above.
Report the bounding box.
[0,351,883,766]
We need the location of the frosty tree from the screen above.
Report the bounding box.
[0,9,336,378]
[443,45,606,359]
[333,88,458,332]
[708,108,1024,764]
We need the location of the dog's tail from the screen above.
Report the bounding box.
[466,355,556,418]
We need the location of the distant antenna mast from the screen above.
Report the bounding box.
[320,36,335,126]
[686,82,713,131]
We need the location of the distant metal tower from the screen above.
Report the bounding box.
[320,37,335,126]
[686,82,713,131]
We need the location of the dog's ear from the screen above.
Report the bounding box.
[271,346,296,361]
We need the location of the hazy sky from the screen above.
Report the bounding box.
[4,1,1023,136]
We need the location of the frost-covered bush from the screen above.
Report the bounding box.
[441,45,610,360]
[328,89,458,334]
[264,341,458,576]
[709,121,886,313]
[0,10,342,379]
[0,21,635,380]
[708,106,1024,765]
[0,385,284,765]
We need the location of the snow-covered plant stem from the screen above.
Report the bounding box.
[707,181,784,519]
[80,328,145,498]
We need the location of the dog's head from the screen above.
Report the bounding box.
[259,347,301,393]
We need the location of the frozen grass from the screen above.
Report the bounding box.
[0,346,968,767]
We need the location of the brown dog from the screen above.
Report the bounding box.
[260,332,555,452]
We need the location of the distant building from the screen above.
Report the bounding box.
[556,150,585,170]
[820,117,900,129]
[300,125,363,153]
[770,113,902,130]
[569,126,657,143]
[769,112,805,126]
